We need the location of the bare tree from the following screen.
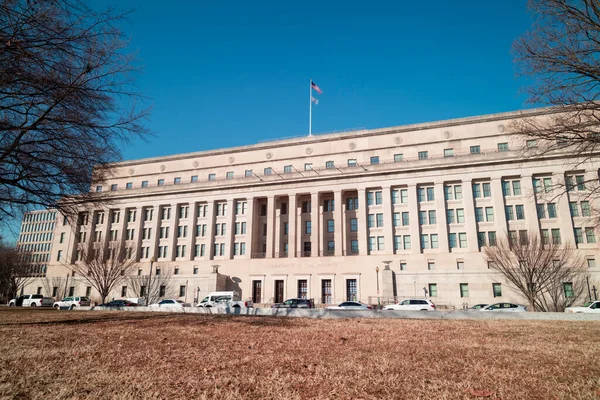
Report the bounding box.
[127,269,176,306]
[41,276,65,299]
[0,0,150,226]
[485,231,587,311]
[0,242,34,300]
[66,242,137,304]
[512,0,600,208]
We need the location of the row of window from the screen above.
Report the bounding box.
[16,242,52,253]
[18,232,54,244]
[19,222,55,234]
[424,282,502,298]
[23,212,56,223]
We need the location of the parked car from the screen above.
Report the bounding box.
[272,298,314,308]
[53,296,91,310]
[9,294,54,307]
[327,301,372,310]
[197,291,253,308]
[467,303,488,311]
[149,299,192,308]
[480,303,527,312]
[383,299,436,311]
[564,301,600,313]
[99,300,140,307]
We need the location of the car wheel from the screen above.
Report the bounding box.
[69,305,75,310]
[31,303,36,307]
[9,303,14,307]
[54,305,60,309]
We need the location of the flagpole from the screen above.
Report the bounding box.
[309,79,312,137]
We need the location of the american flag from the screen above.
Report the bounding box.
[311,81,323,94]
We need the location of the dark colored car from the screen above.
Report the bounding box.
[99,300,140,307]
[272,298,314,309]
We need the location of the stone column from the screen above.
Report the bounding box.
[357,188,369,255]
[521,175,541,233]
[407,185,421,254]
[205,201,216,260]
[245,197,255,259]
[433,182,449,251]
[149,205,161,260]
[288,194,297,258]
[334,190,343,256]
[555,174,576,245]
[461,180,479,252]
[311,192,320,257]
[381,265,395,299]
[381,186,394,255]
[490,178,507,236]
[225,199,236,259]
[266,196,275,258]
[187,202,199,260]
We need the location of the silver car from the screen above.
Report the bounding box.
[480,302,527,312]
[327,301,373,310]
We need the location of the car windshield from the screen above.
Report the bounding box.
[582,301,593,307]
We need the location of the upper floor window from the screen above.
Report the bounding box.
[157,179,164,186]
[245,170,253,177]
[124,182,131,189]
[191,175,198,183]
[284,165,292,174]
[470,145,481,155]
[226,172,234,180]
[141,181,148,188]
[95,185,102,192]
[110,184,117,191]
[264,167,272,175]
[418,151,428,160]
[443,148,454,158]
[394,154,403,162]
[304,163,313,171]
[208,173,216,181]
[566,174,586,191]
[347,159,357,167]
[444,184,462,200]
[497,142,509,152]
[526,139,537,148]
[325,161,335,169]
[370,156,379,165]
[417,186,435,202]
[174,177,181,185]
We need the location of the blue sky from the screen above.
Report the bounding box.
[109,0,534,160]
[3,1,536,243]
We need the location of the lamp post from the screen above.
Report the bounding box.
[146,257,155,306]
[375,266,380,306]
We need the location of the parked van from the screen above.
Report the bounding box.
[197,291,253,308]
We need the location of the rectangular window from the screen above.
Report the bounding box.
[547,203,557,219]
[428,283,437,297]
[426,187,434,201]
[501,181,511,196]
[428,262,435,271]
[485,207,494,222]
[264,167,273,175]
[458,233,467,248]
[585,227,596,243]
[400,189,408,204]
[393,235,402,251]
[418,151,428,160]
[421,234,429,250]
[581,201,591,217]
[457,261,464,270]
[587,258,596,268]
[350,218,358,232]
[505,205,514,221]
[470,145,481,154]
[327,219,334,233]
[444,186,452,201]
[537,204,546,219]
[376,213,384,227]
[419,211,427,225]
[460,283,469,298]
[226,171,234,180]
[497,142,509,152]
[576,175,585,191]
[393,213,400,227]
[472,183,481,199]
[96,185,103,192]
[401,212,409,226]
[430,234,438,249]
[512,180,521,195]
[351,240,359,254]
[394,153,403,162]
[428,210,437,224]
[304,163,313,171]
[208,173,216,181]
[368,237,375,252]
[375,191,383,205]
[403,235,411,249]
[400,262,407,271]
[191,175,198,183]
[174,177,181,185]
[126,182,133,190]
[475,207,484,223]
[488,231,497,246]
[368,214,375,228]
[283,165,293,174]
[477,232,486,248]
[443,148,454,157]
[245,170,253,177]
[482,183,491,197]
[111,184,117,191]
[370,156,379,165]
[516,205,525,220]
[449,233,457,248]
[305,221,311,234]
[347,159,357,167]
[551,229,561,244]
[493,283,502,297]
[543,177,552,193]
[456,209,465,223]
[325,161,335,169]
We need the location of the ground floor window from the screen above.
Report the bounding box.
[492,283,502,297]
[252,280,262,303]
[275,280,284,303]
[321,279,332,304]
[68,286,74,297]
[346,279,357,301]
[428,283,437,297]
[297,280,308,299]
[460,283,469,298]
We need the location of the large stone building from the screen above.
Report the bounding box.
[21,107,600,307]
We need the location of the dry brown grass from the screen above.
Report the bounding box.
[0,308,599,399]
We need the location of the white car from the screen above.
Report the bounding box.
[327,301,373,310]
[480,302,527,312]
[564,301,600,313]
[149,299,191,308]
[383,299,436,311]
[9,294,54,307]
[53,296,91,310]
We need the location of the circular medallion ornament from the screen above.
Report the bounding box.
[443,131,452,139]
[497,124,506,133]
[128,168,135,176]
[394,137,403,145]
[266,152,273,160]
[228,156,235,164]
[305,147,313,155]
[348,142,356,150]
[159,164,166,172]
[192,161,199,168]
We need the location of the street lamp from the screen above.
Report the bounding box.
[375,266,380,306]
[146,257,155,306]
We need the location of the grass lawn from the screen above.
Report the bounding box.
[0,308,599,399]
